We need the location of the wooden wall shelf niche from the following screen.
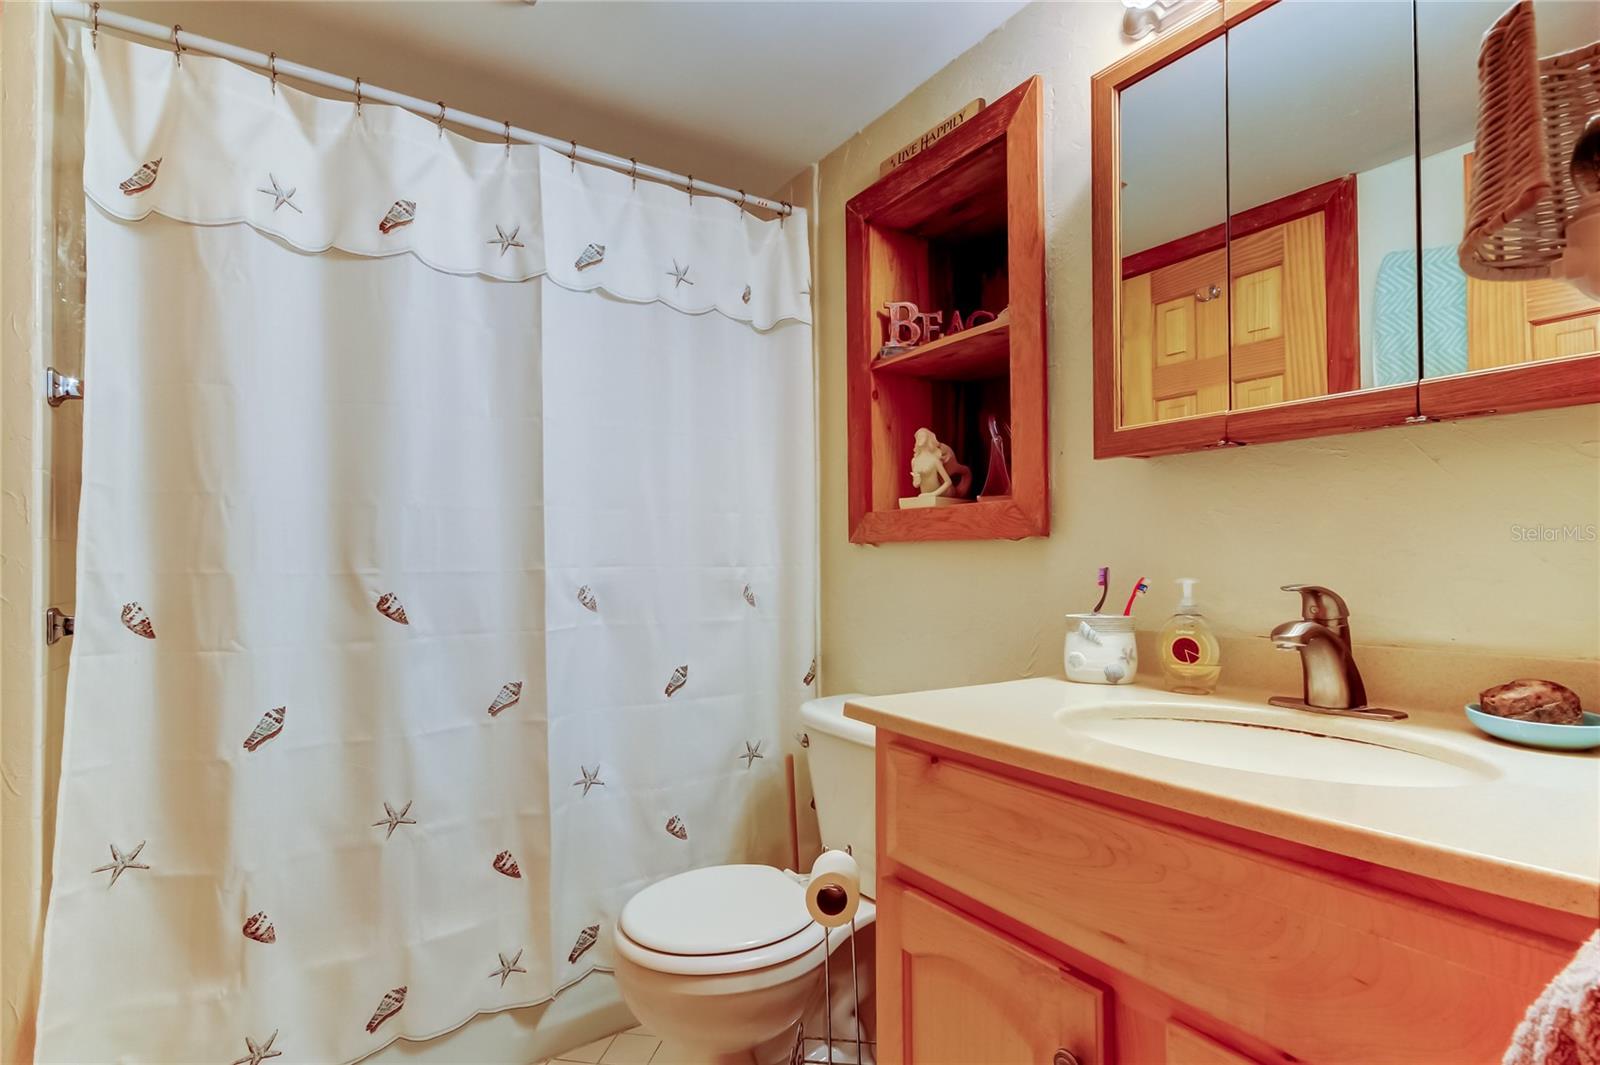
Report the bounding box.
[846,77,1047,544]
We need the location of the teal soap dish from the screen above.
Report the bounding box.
[1465,704,1600,751]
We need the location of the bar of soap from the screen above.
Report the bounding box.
[1479,679,1584,724]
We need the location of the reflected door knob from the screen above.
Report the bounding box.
[1054,1050,1081,1065]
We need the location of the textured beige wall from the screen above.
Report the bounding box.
[1,7,78,1061]
[813,2,1600,705]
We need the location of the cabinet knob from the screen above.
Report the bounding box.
[1053,1050,1080,1065]
[1195,284,1221,302]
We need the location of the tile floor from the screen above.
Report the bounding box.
[539,1024,707,1065]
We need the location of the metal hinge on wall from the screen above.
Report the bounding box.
[44,367,83,407]
[45,607,75,645]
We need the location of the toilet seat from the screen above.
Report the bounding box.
[616,864,875,977]
[621,864,812,956]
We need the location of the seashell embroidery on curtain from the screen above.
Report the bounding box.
[364,987,406,1033]
[486,682,522,717]
[119,158,161,195]
[567,924,600,964]
[120,602,156,639]
[242,913,276,944]
[375,593,409,625]
[377,200,416,235]
[242,707,285,752]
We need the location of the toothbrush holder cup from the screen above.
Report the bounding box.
[1063,613,1138,685]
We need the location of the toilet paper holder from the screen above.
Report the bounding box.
[796,850,874,1065]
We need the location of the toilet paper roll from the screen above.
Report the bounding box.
[805,849,860,928]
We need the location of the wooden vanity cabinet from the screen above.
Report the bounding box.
[873,733,1590,1065]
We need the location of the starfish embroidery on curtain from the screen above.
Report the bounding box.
[91,840,149,887]
[487,225,524,256]
[230,1030,283,1065]
[740,740,765,769]
[371,801,415,840]
[257,175,302,213]
[488,948,526,987]
[666,259,694,288]
[573,764,605,796]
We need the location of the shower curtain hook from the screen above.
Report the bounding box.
[569,139,578,172]
[780,201,790,228]
[686,176,695,207]
[435,101,447,139]
[90,3,99,49]
[171,24,184,66]
[629,158,638,191]
[353,77,364,117]
[503,121,512,157]
[737,190,747,216]
[268,52,279,95]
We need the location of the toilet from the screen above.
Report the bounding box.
[614,695,876,1064]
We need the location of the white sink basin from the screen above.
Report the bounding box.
[1062,704,1496,788]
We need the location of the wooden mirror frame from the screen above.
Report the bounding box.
[1091,0,1600,460]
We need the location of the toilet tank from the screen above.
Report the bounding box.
[799,695,877,897]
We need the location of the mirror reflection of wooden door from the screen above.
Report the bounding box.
[1120,249,1229,425]
[1229,214,1328,408]
[1120,176,1357,426]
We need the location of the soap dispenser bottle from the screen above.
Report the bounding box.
[1158,578,1221,694]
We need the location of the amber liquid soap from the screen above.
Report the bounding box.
[1158,578,1221,694]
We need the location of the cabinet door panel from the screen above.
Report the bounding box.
[880,879,1105,1065]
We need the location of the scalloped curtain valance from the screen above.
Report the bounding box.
[83,30,812,331]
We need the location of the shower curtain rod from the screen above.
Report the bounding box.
[50,0,794,217]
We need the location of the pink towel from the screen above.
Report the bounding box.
[1505,931,1600,1065]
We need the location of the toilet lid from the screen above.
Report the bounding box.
[619,865,812,956]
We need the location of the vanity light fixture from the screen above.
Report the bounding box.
[1121,0,1206,41]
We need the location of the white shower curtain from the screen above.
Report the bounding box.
[35,33,814,1065]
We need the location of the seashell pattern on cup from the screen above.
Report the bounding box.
[486,681,522,717]
[120,158,162,195]
[121,602,156,640]
[375,593,409,625]
[243,706,286,752]
[243,912,276,944]
[568,923,600,964]
[365,986,406,1033]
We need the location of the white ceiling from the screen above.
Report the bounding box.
[102,0,1028,193]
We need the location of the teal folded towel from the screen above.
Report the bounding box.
[1373,245,1468,385]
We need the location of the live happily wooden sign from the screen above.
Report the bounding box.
[879,99,986,175]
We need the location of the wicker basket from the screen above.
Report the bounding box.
[1459,0,1600,282]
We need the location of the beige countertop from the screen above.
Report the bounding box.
[844,678,1600,918]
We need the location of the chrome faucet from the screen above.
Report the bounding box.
[1269,585,1406,721]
